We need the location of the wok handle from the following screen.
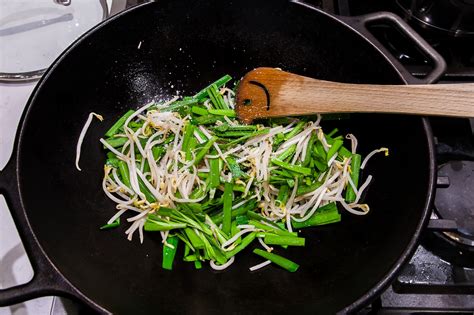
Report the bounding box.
[0,278,60,306]
[0,156,75,306]
[341,12,447,84]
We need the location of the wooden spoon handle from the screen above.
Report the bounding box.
[235,67,474,123]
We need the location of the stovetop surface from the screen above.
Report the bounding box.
[316,0,474,312]
[1,0,474,314]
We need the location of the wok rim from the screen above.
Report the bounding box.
[8,2,436,313]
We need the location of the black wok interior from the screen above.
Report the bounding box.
[17,0,432,313]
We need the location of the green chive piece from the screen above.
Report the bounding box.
[222,182,233,235]
[247,220,297,238]
[276,185,289,206]
[208,109,236,117]
[339,146,352,159]
[291,202,341,229]
[100,218,120,230]
[345,154,362,203]
[327,128,339,138]
[194,75,232,100]
[194,260,203,269]
[162,99,198,112]
[144,219,187,231]
[191,106,209,116]
[209,154,221,190]
[207,84,226,109]
[162,236,179,270]
[106,152,119,168]
[303,134,317,166]
[224,232,256,259]
[277,144,297,161]
[222,129,269,147]
[104,137,128,148]
[253,248,299,272]
[137,176,156,203]
[263,235,305,246]
[230,221,242,246]
[184,254,198,262]
[118,160,131,189]
[194,136,217,165]
[246,212,285,231]
[193,114,225,125]
[152,146,166,161]
[182,123,195,156]
[184,228,204,249]
[271,158,311,176]
[211,200,254,225]
[296,181,323,196]
[284,121,306,140]
[235,215,249,226]
[326,139,344,162]
[226,156,243,178]
[105,109,135,137]
[186,137,198,161]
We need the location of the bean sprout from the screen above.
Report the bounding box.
[76,112,103,171]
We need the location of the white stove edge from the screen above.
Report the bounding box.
[0,82,56,315]
[0,2,127,314]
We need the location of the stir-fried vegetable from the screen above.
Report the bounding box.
[253,248,300,272]
[93,74,388,272]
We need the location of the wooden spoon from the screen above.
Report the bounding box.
[235,67,474,124]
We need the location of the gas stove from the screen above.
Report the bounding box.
[312,0,474,313]
[1,1,474,314]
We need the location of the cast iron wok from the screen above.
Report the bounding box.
[0,0,444,313]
